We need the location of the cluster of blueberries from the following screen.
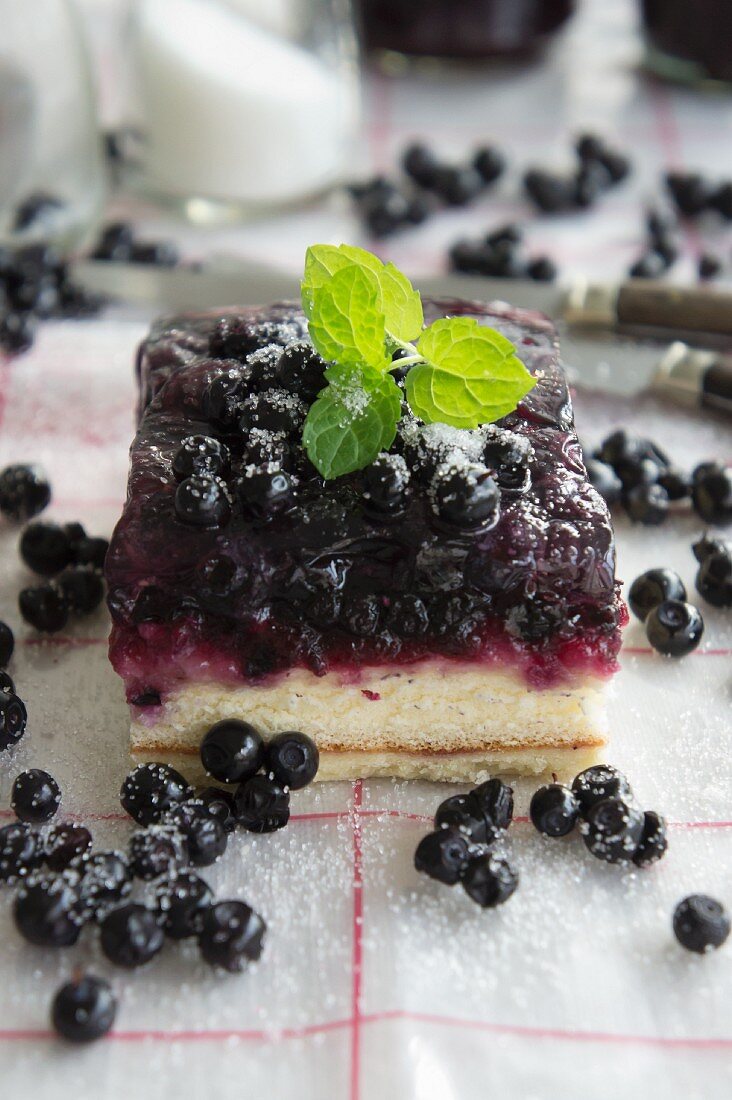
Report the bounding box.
[349,141,505,237]
[0,463,109,633]
[628,560,709,658]
[0,717,319,1042]
[170,339,325,528]
[523,134,631,215]
[168,329,531,538]
[530,767,729,953]
[0,240,103,356]
[0,197,181,358]
[585,429,732,528]
[415,764,729,954]
[631,205,727,283]
[414,778,518,908]
[624,533,732,655]
[448,223,557,283]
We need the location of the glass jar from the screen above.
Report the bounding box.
[130,0,360,218]
[357,0,575,61]
[0,0,106,247]
[641,0,732,88]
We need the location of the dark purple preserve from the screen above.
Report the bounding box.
[106,298,625,708]
[642,0,732,85]
[357,0,575,60]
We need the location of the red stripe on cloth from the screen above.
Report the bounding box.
[350,779,364,1100]
[1,1011,728,1049]
[361,1010,732,1050]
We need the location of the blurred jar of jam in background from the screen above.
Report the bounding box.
[641,0,732,88]
[357,0,575,61]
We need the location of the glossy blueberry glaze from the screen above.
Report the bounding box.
[107,298,624,705]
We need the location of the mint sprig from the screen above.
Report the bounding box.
[302,365,402,480]
[299,244,534,479]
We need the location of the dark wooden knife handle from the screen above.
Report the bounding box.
[617,282,732,339]
[702,357,732,412]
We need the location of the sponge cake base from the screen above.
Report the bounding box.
[129,660,608,783]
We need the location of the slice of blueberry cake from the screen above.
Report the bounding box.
[106,297,625,782]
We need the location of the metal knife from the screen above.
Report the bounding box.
[72,258,732,415]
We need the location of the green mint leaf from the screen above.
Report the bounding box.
[378,262,423,342]
[308,264,386,368]
[302,244,382,318]
[406,317,535,429]
[302,365,401,480]
[302,244,422,343]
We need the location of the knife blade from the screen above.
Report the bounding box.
[72,259,732,414]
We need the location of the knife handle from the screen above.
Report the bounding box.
[565,280,732,343]
[650,342,732,415]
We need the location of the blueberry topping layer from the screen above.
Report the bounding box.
[107,299,623,699]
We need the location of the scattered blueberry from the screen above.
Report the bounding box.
[414,827,474,886]
[200,719,264,784]
[694,538,732,607]
[128,826,184,880]
[472,778,514,831]
[0,670,15,694]
[529,784,579,837]
[198,900,266,972]
[19,522,73,576]
[196,787,238,834]
[0,312,35,355]
[692,462,732,525]
[581,797,645,864]
[646,599,704,657]
[628,568,686,622]
[632,811,668,868]
[572,765,633,817]
[265,731,319,790]
[18,584,69,632]
[51,975,117,1043]
[119,762,193,826]
[0,620,14,666]
[0,464,51,521]
[14,870,83,947]
[100,903,164,968]
[473,146,505,185]
[12,191,63,232]
[403,143,440,188]
[75,851,131,921]
[699,253,722,280]
[45,824,92,871]
[234,775,290,833]
[665,172,712,217]
[0,821,43,882]
[11,769,61,823]
[462,853,519,908]
[156,871,213,939]
[527,256,557,282]
[673,895,730,954]
[658,467,689,501]
[57,568,105,615]
[586,458,622,504]
[0,689,27,751]
[165,800,228,866]
[73,535,109,570]
[624,482,669,526]
[434,793,495,844]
